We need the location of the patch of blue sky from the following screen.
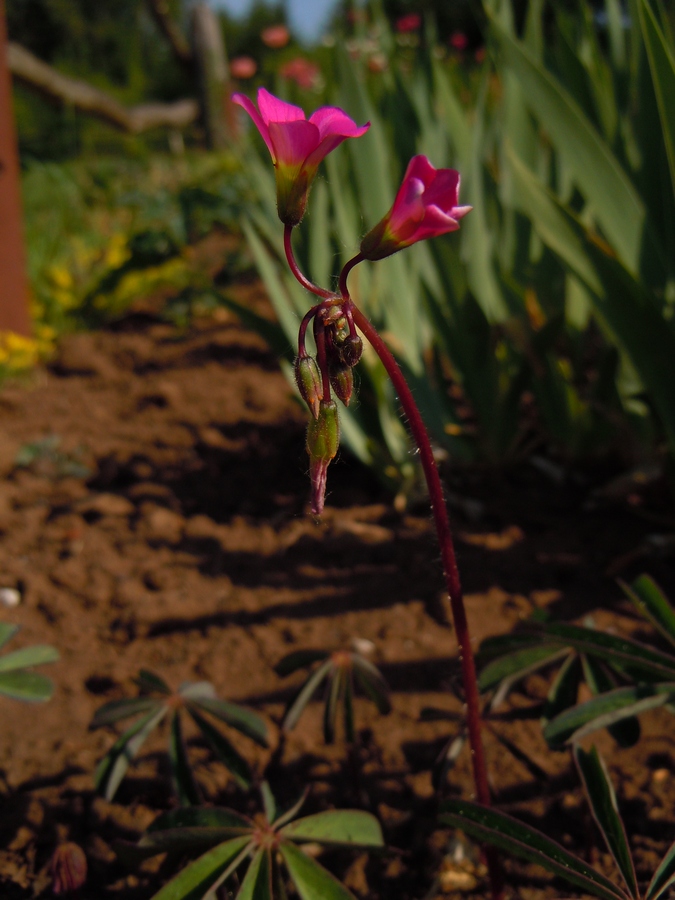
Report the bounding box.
[209,0,344,45]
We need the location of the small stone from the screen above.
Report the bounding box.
[0,586,21,607]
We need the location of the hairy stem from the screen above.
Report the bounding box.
[284,225,337,300]
[348,300,503,900]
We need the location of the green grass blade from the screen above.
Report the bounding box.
[439,800,628,900]
[0,644,59,673]
[574,745,638,899]
[280,810,384,848]
[647,840,675,900]
[280,840,356,900]
[237,848,271,900]
[619,574,675,648]
[150,836,251,900]
[639,0,675,200]
[0,670,55,702]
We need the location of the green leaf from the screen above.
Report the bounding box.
[490,12,645,271]
[95,705,168,801]
[141,807,252,854]
[343,669,355,744]
[0,670,54,702]
[169,711,200,807]
[236,848,272,900]
[0,644,59,672]
[188,707,251,789]
[639,0,675,200]
[275,650,330,677]
[281,810,384,848]
[581,656,640,748]
[619,574,675,648]
[178,682,216,702]
[352,657,391,715]
[543,683,675,746]
[439,800,628,900]
[150,836,251,900]
[148,807,252,834]
[324,667,343,744]
[280,839,356,900]
[647,840,675,900]
[189,696,267,747]
[542,653,582,723]
[282,658,333,732]
[272,789,309,830]
[0,623,18,649]
[90,697,160,728]
[478,644,569,692]
[136,669,171,694]
[261,781,276,824]
[574,746,638,900]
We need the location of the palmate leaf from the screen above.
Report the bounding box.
[440,800,628,900]
[574,746,638,900]
[280,810,384,848]
[274,650,330,678]
[140,807,252,855]
[95,705,168,801]
[187,707,252,789]
[619,575,675,649]
[237,848,272,900]
[150,835,251,900]
[478,644,568,692]
[169,711,200,807]
[0,644,59,672]
[0,670,55,702]
[188,696,268,746]
[280,840,355,900]
[90,697,160,728]
[282,658,333,732]
[647,840,675,900]
[543,683,675,747]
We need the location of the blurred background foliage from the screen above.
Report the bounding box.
[6,0,675,499]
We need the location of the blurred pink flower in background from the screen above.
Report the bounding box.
[261,24,290,49]
[396,13,421,33]
[279,57,321,90]
[230,56,257,79]
[449,31,469,51]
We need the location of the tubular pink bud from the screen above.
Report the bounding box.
[306,399,339,515]
[329,363,353,406]
[294,355,323,419]
[51,842,87,895]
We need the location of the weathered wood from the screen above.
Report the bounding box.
[8,41,199,133]
[192,2,231,150]
[145,0,194,69]
[0,0,30,336]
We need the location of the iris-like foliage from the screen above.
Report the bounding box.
[477,575,675,749]
[0,622,58,703]
[91,669,267,803]
[275,648,391,744]
[132,783,384,900]
[441,744,675,900]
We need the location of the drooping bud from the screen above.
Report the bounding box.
[51,842,87,895]
[329,363,354,406]
[340,334,363,367]
[306,400,339,516]
[294,355,323,419]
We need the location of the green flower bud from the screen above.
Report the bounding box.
[294,355,323,419]
[306,400,340,516]
[329,363,354,406]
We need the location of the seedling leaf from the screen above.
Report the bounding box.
[619,575,675,649]
[188,707,251,789]
[91,698,160,728]
[440,800,628,900]
[169,710,200,806]
[280,840,356,900]
[582,655,640,748]
[478,645,568,691]
[647,840,675,900]
[275,649,330,677]
[574,745,638,900]
[542,652,582,723]
[282,658,333,732]
[95,705,168,801]
[261,781,276,823]
[352,657,391,714]
[0,645,59,672]
[237,848,272,900]
[189,696,268,746]
[136,669,171,695]
[280,810,384,848]
[150,835,251,900]
[0,623,18,649]
[0,670,55,702]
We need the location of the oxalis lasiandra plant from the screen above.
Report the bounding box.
[233,87,503,897]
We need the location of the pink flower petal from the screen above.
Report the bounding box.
[309,106,370,140]
[402,155,438,189]
[268,119,320,168]
[258,87,306,125]
[232,92,273,156]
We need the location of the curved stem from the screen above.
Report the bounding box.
[298,306,318,358]
[284,225,336,300]
[313,315,331,400]
[349,302,503,900]
[338,252,365,301]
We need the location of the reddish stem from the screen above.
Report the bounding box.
[348,299,504,900]
[284,225,336,300]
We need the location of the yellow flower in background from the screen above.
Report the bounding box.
[104,232,130,270]
[0,332,41,373]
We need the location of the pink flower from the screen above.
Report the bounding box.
[232,88,370,226]
[229,55,257,79]
[279,57,321,90]
[360,155,471,260]
[450,30,469,51]
[396,13,421,33]
[261,24,290,48]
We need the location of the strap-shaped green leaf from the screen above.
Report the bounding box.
[440,800,628,900]
[542,652,582,724]
[543,683,675,746]
[352,657,391,714]
[0,623,18,649]
[135,669,171,694]
[150,836,251,900]
[0,670,54,702]
[343,668,355,743]
[95,705,168,801]
[148,807,252,834]
[280,839,356,900]
[478,644,568,692]
[188,707,251,789]
[237,848,271,900]
[281,810,384,848]
[261,781,276,824]
[189,696,267,747]
[140,807,252,855]
[619,575,675,649]
[169,711,200,807]
[282,658,333,732]
[581,655,640,748]
[274,650,331,677]
[324,667,343,744]
[574,746,638,899]
[639,0,675,200]
[647,840,675,900]
[90,697,160,728]
[0,644,59,672]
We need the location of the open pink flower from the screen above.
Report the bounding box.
[360,155,471,260]
[232,87,370,226]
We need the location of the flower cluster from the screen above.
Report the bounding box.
[234,87,471,513]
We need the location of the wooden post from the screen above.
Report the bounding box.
[0,0,30,336]
[192,2,231,150]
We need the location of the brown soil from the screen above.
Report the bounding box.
[1,284,674,899]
